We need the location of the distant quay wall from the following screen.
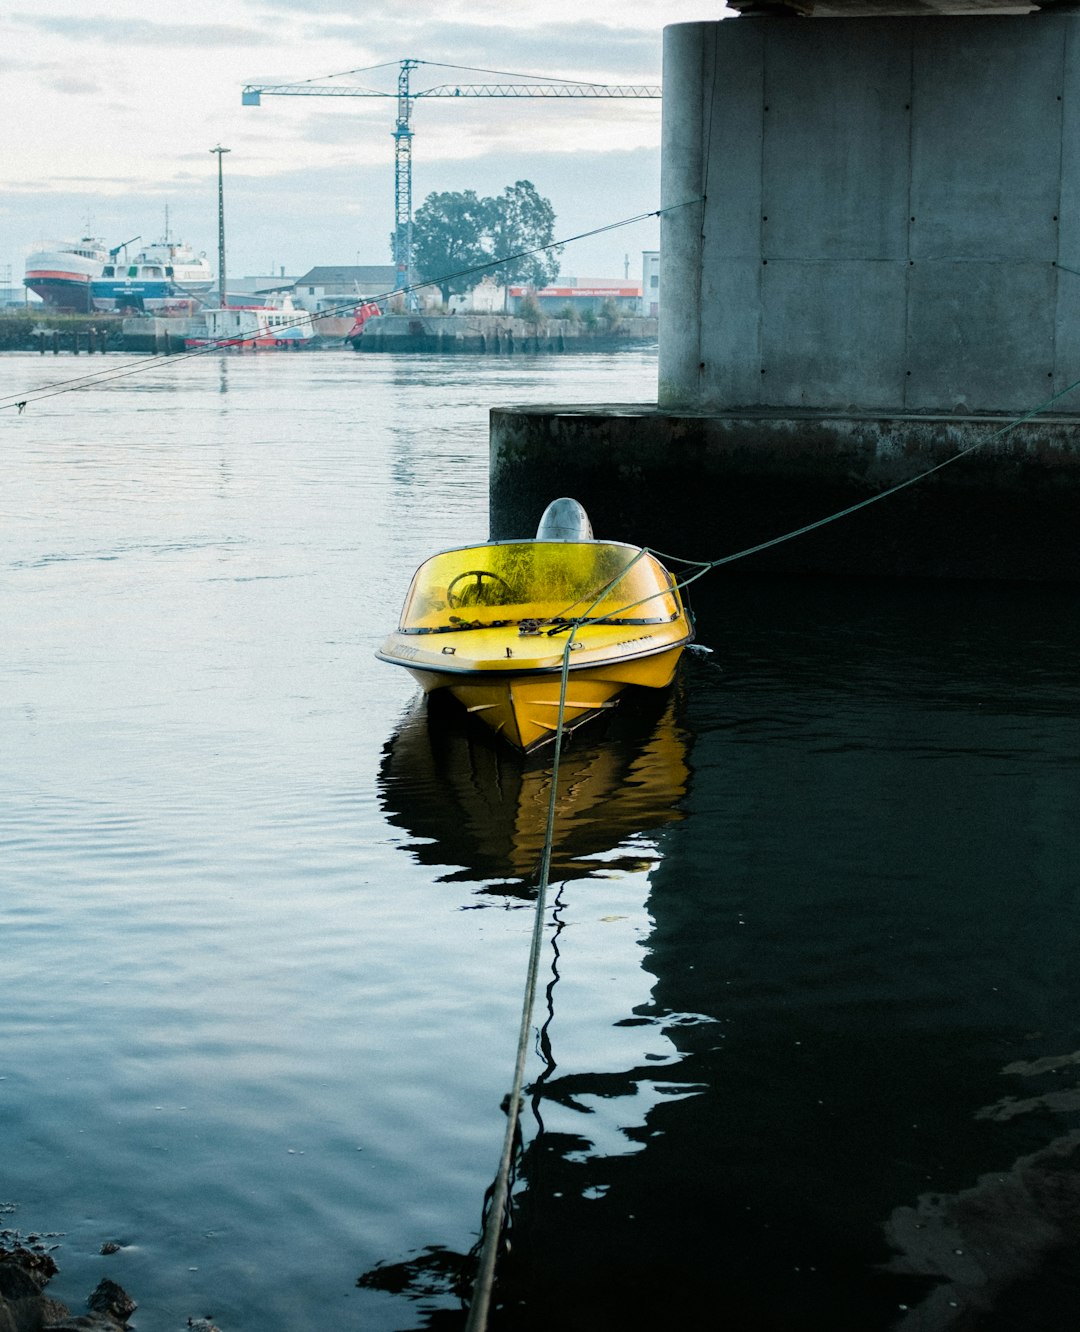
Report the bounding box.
[0,313,188,354]
[0,312,658,355]
[0,313,347,354]
[353,313,657,354]
[0,312,125,353]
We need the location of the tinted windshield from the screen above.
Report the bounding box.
[399,541,681,632]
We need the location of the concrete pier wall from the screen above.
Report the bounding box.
[354,313,657,354]
[489,407,1080,581]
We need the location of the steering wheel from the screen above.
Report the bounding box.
[447,569,517,609]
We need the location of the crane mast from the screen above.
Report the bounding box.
[242,58,662,293]
[392,60,418,290]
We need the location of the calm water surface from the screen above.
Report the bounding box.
[3,348,1080,1331]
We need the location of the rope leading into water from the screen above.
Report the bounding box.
[463,624,578,1332]
[463,553,654,1330]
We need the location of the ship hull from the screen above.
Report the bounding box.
[92,280,214,315]
[24,272,94,312]
[24,242,107,312]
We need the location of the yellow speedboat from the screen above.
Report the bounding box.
[376,499,694,753]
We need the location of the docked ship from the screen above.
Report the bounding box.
[183,296,318,350]
[23,237,109,312]
[91,238,215,315]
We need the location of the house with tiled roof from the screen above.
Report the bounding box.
[291,266,398,314]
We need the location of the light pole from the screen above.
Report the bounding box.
[210,145,230,307]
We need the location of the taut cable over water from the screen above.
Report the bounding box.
[0,200,700,415]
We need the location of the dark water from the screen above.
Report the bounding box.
[3,349,1080,1330]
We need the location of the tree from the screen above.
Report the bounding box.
[411,189,491,304]
[409,180,562,304]
[484,181,562,292]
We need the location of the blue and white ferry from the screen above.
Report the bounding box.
[91,239,214,314]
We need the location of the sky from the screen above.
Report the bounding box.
[1,1,731,291]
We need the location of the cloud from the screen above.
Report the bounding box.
[0,0,676,281]
[278,90,660,163]
[282,23,664,77]
[9,13,275,47]
[42,74,103,96]
[6,172,183,195]
[0,143,660,283]
[256,0,714,26]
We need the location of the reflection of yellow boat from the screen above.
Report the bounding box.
[376,500,695,753]
[378,687,691,884]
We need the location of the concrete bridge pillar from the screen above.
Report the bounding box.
[490,11,1080,579]
[661,12,1080,414]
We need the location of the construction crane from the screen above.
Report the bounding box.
[242,58,661,293]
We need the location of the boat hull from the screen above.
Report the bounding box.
[91,280,213,314]
[24,271,94,312]
[385,641,688,753]
[24,243,107,312]
[183,331,317,351]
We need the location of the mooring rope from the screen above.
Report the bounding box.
[462,621,578,1332]
[639,370,1080,594]
[463,552,657,1329]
